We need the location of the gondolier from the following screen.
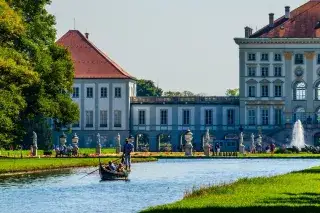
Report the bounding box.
[123,136,134,170]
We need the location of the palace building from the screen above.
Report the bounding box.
[55,1,320,150]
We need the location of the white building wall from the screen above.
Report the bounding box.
[112,83,126,131]
[156,107,172,131]
[98,83,110,130]
[178,107,195,131]
[132,106,151,131]
[84,83,95,130]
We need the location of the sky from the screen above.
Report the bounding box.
[47,0,306,96]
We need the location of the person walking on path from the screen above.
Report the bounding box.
[123,137,134,170]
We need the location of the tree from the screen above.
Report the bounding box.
[225,88,239,96]
[1,0,79,147]
[163,91,195,97]
[136,79,163,97]
[0,0,39,147]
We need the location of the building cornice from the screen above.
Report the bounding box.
[234,38,320,45]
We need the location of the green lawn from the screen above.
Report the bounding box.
[0,148,116,157]
[142,167,320,213]
[0,157,156,175]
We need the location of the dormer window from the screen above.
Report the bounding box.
[261,53,269,61]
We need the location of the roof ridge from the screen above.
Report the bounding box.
[250,1,320,38]
[289,1,320,23]
[72,30,134,79]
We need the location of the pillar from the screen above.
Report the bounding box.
[305,52,315,115]
[284,52,293,125]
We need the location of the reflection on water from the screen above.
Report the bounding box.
[0,159,320,213]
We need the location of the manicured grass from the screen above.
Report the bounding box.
[0,148,116,157]
[142,166,320,213]
[0,157,156,175]
[239,153,320,158]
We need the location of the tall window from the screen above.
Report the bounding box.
[227,109,235,125]
[274,53,282,61]
[115,87,121,98]
[87,87,93,98]
[274,67,282,77]
[295,54,304,64]
[205,109,213,125]
[261,109,269,125]
[248,85,256,97]
[85,111,93,127]
[114,110,122,127]
[248,53,256,61]
[248,67,256,76]
[294,82,306,100]
[294,107,305,122]
[274,85,282,97]
[261,85,269,97]
[248,109,256,125]
[261,67,269,77]
[275,109,282,125]
[72,87,79,98]
[160,110,168,125]
[183,109,190,125]
[317,54,320,64]
[100,110,108,127]
[261,53,269,61]
[138,110,146,125]
[316,82,320,100]
[101,87,108,98]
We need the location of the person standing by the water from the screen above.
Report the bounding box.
[123,137,134,170]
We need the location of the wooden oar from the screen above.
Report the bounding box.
[79,157,122,180]
[79,168,99,180]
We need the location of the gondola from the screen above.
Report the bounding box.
[99,162,130,181]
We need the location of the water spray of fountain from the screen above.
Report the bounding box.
[290,120,306,150]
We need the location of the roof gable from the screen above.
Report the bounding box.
[56,30,134,79]
[251,1,320,38]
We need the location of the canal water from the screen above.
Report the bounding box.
[1,159,320,213]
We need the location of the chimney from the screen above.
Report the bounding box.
[85,32,89,39]
[285,6,290,19]
[269,13,274,27]
[245,26,253,38]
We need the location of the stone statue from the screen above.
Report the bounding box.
[32,131,38,157]
[116,133,121,154]
[256,134,263,153]
[184,130,193,156]
[251,133,256,153]
[239,132,245,154]
[96,133,101,155]
[203,129,211,157]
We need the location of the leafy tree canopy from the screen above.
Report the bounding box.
[136,79,163,97]
[225,88,239,96]
[0,0,79,147]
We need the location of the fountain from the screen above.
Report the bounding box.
[290,120,305,150]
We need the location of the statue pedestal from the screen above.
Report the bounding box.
[96,145,101,156]
[32,149,37,157]
[185,143,193,156]
[116,146,121,154]
[239,145,245,154]
[203,144,211,157]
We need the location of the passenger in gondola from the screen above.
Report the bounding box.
[106,161,116,171]
[116,163,124,172]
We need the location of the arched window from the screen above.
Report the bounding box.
[294,107,306,122]
[293,82,306,100]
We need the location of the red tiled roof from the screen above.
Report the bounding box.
[251,1,320,38]
[56,30,134,79]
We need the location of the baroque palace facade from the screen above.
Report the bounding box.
[55,1,320,151]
